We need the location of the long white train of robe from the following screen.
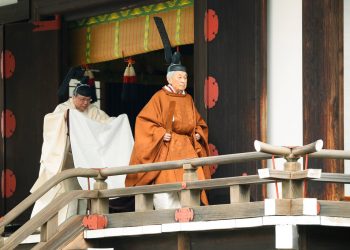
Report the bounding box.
[31,109,133,224]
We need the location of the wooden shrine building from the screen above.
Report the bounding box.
[0,0,349,249]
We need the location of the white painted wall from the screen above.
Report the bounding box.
[344,0,350,196]
[267,0,303,197]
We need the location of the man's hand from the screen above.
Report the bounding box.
[195,133,201,141]
[163,133,171,142]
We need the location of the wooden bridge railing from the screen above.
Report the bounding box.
[1,139,350,249]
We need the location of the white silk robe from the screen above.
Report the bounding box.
[30,99,130,224]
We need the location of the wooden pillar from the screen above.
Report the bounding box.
[0,224,4,248]
[135,194,153,212]
[282,162,303,199]
[303,0,344,200]
[230,185,250,203]
[40,214,58,242]
[177,232,191,250]
[91,175,108,214]
[181,164,200,207]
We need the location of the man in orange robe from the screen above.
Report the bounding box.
[125,58,212,209]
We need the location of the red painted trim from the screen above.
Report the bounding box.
[204,76,219,109]
[33,15,61,32]
[204,9,219,42]
[1,109,16,138]
[1,50,16,79]
[1,169,17,198]
[175,208,194,222]
[82,214,108,230]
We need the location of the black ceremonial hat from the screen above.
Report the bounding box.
[58,66,85,99]
[58,67,97,103]
[79,76,98,103]
[153,17,186,73]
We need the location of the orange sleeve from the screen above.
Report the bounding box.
[125,91,168,186]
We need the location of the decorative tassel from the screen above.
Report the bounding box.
[84,69,95,87]
[123,57,136,84]
[82,66,98,103]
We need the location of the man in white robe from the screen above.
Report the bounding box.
[30,83,130,224]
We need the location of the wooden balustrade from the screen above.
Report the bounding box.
[2,140,350,249]
[181,164,200,207]
[40,214,58,242]
[91,174,109,214]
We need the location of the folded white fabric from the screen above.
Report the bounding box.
[69,110,134,190]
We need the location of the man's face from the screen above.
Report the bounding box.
[72,94,91,112]
[168,71,187,93]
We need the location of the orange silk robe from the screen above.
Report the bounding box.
[125,88,211,204]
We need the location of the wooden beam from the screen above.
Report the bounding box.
[177,232,190,250]
[291,140,323,156]
[135,194,153,212]
[303,0,344,200]
[264,199,291,216]
[3,190,97,250]
[318,200,350,217]
[309,149,350,160]
[34,215,87,250]
[99,175,273,198]
[33,0,165,17]
[230,185,250,203]
[265,198,318,216]
[0,168,99,229]
[91,178,109,214]
[181,164,200,207]
[100,152,278,177]
[106,202,265,228]
[291,169,321,180]
[312,173,350,183]
[290,198,318,216]
[40,214,58,242]
[258,169,291,180]
[282,179,303,199]
[258,169,321,180]
[254,140,291,156]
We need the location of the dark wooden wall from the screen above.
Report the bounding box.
[3,23,60,224]
[303,0,344,200]
[0,0,29,24]
[0,25,4,218]
[195,0,267,204]
[90,227,275,250]
[299,225,350,250]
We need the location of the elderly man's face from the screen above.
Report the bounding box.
[72,94,91,112]
[168,71,187,93]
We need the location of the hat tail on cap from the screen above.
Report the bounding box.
[153,16,173,64]
[153,17,186,73]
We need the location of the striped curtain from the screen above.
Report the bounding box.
[69,0,194,66]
